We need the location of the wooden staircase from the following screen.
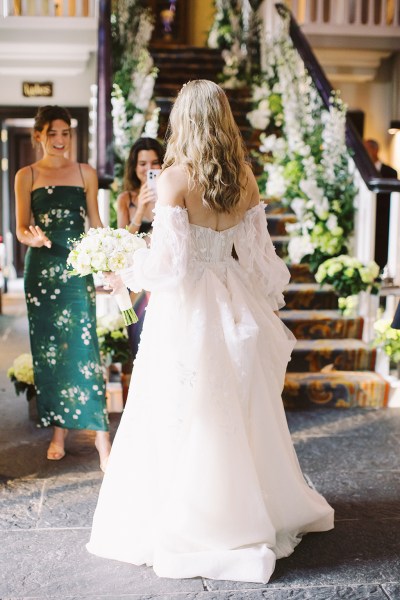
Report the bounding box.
[266,200,389,409]
[151,46,258,149]
[150,45,389,409]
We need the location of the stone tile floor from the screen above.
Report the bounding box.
[1,292,400,600]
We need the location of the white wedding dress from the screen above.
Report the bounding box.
[87,204,334,583]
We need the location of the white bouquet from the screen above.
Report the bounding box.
[67,227,147,325]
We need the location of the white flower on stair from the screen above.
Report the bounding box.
[288,235,315,264]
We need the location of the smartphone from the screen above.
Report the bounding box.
[147,169,161,191]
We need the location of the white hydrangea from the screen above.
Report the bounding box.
[8,353,34,385]
[288,235,315,264]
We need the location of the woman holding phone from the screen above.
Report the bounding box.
[117,137,164,235]
[116,137,164,361]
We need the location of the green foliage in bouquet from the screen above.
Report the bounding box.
[7,353,36,401]
[373,319,400,363]
[315,255,381,297]
[96,314,132,367]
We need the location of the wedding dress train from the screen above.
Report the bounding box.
[87,204,334,583]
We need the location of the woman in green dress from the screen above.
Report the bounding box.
[15,105,110,470]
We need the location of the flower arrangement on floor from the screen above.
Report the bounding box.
[247,15,357,271]
[67,227,147,325]
[315,255,380,315]
[96,314,131,368]
[7,353,36,401]
[373,319,400,365]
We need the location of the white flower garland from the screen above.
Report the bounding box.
[247,22,356,270]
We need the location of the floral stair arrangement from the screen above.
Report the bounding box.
[104,2,389,409]
[241,9,388,408]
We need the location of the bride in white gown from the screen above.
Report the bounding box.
[87,79,334,584]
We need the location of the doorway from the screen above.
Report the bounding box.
[0,106,88,277]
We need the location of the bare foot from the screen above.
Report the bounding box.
[95,431,111,473]
[47,426,68,461]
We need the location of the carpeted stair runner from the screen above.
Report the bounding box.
[288,339,376,372]
[266,214,296,236]
[283,283,338,310]
[265,207,389,408]
[283,371,389,409]
[289,264,315,283]
[282,310,364,340]
[150,46,258,149]
[147,44,388,409]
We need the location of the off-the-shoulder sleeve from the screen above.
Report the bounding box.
[119,205,190,292]
[234,204,290,310]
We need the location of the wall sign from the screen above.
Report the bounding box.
[22,82,53,97]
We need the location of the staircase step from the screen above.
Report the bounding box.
[288,339,376,372]
[263,200,287,214]
[267,214,296,236]
[271,236,289,258]
[283,371,389,409]
[283,283,338,310]
[281,310,364,340]
[151,46,223,60]
[289,263,315,283]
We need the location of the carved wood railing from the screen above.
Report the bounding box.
[290,0,400,32]
[274,3,400,326]
[96,0,113,191]
[1,0,95,17]
[275,3,400,195]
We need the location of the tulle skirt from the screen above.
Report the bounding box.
[87,260,334,583]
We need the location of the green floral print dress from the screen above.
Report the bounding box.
[24,185,109,431]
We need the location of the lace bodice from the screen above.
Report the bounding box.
[189,223,239,263]
[120,204,291,310]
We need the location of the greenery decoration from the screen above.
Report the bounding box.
[374,319,400,364]
[247,17,357,272]
[207,0,261,88]
[97,314,131,367]
[109,0,161,226]
[315,255,380,314]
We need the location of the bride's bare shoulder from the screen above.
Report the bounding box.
[160,164,188,182]
[157,165,188,207]
[243,164,260,209]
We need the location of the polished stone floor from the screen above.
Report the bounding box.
[1,292,400,600]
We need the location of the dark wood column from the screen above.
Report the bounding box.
[97,0,114,188]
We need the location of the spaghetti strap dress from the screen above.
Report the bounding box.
[24,183,109,431]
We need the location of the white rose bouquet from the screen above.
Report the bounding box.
[67,227,147,325]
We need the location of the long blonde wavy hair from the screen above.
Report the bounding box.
[163,80,249,213]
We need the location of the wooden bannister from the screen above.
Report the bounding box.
[2,0,95,17]
[96,0,113,189]
[275,2,400,195]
